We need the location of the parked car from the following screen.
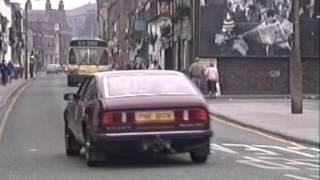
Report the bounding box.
[63,70,212,166]
[46,64,60,74]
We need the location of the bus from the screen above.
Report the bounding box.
[67,37,111,86]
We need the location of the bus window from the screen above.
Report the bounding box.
[89,51,97,65]
[99,50,108,65]
[69,49,76,65]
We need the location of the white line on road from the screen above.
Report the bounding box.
[0,82,31,143]
[284,174,315,180]
[288,147,320,152]
[223,144,279,156]
[28,148,38,152]
[237,156,298,170]
[310,175,320,179]
[254,145,316,158]
[210,143,239,154]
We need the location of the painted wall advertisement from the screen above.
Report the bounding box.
[203,0,319,57]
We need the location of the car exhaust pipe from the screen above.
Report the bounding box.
[143,137,175,153]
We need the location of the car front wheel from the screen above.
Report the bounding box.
[65,125,81,156]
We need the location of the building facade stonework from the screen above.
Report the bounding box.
[27,0,72,68]
[66,3,98,37]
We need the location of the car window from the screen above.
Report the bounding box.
[83,79,97,101]
[77,78,91,99]
[104,74,197,97]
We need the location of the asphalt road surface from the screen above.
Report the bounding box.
[0,74,318,180]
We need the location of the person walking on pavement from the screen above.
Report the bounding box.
[205,63,219,100]
[7,61,14,84]
[0,60,9,86]
[189,57,204,90]
[148,60,162,70]
[29,53,35,79]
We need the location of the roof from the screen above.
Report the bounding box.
[66,3,96,17]
[27,10,71,31]
[94,70,183,77]
[28,10,48,22]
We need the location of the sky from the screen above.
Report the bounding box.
[10,0,96,10]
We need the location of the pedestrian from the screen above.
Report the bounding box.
[189,57,204,89]
[0,60,9,86]
[29,56,35,79]
[205,63,219,99]
[7,61,15,84]
[148,60,162,70]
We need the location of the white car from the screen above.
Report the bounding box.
[47,64,60,74]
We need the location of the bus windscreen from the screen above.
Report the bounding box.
[69,48,108,65]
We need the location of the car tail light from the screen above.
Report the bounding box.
[175,110,189,121]
[101,112,123,126]
[189,109,209,121]
[175,109,209,122]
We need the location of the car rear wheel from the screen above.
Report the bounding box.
[65,125,81,156]
[85,135,105,167]
[190,153,209,163]
[190,146,210,164]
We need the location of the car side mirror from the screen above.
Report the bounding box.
[64,93,78,101]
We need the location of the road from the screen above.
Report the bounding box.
[0,74,318,180]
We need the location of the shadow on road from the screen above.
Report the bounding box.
[63,153,205,169]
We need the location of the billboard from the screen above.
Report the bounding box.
[201,0,319,57]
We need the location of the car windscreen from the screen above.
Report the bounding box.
[104,74,196,97]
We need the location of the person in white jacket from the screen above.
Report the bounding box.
[205,63,219,99]
[148,60,162,70]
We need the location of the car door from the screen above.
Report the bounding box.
[71,78,91,140]
[80,78,99,141]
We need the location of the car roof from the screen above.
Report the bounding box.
[93,70,185,78]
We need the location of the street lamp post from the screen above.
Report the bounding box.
[290,0,303,114]
[24,0,31,79]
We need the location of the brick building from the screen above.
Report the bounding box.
[27,0,72,67]
[97,0,174,68]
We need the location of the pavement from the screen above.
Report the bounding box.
[208,98,320,146]
[0,78,28,112]
[0,73,44,116]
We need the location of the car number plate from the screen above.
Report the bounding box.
[135,111,175,123]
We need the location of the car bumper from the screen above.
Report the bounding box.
[92,130,213,153]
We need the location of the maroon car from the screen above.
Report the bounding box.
[63,70,212,166]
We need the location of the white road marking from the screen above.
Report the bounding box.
[237,156,298,170]
[211,116,306,148]
[257,157,319,169]
[310,175,320,179]
[27,148,38,152]
[254,145,316,158]
[288,147,320,152]
[309,148,320,152]
[284,174,315,180]
[223,144,279,156]
[0,82,31,143]
[210,143,238,154]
